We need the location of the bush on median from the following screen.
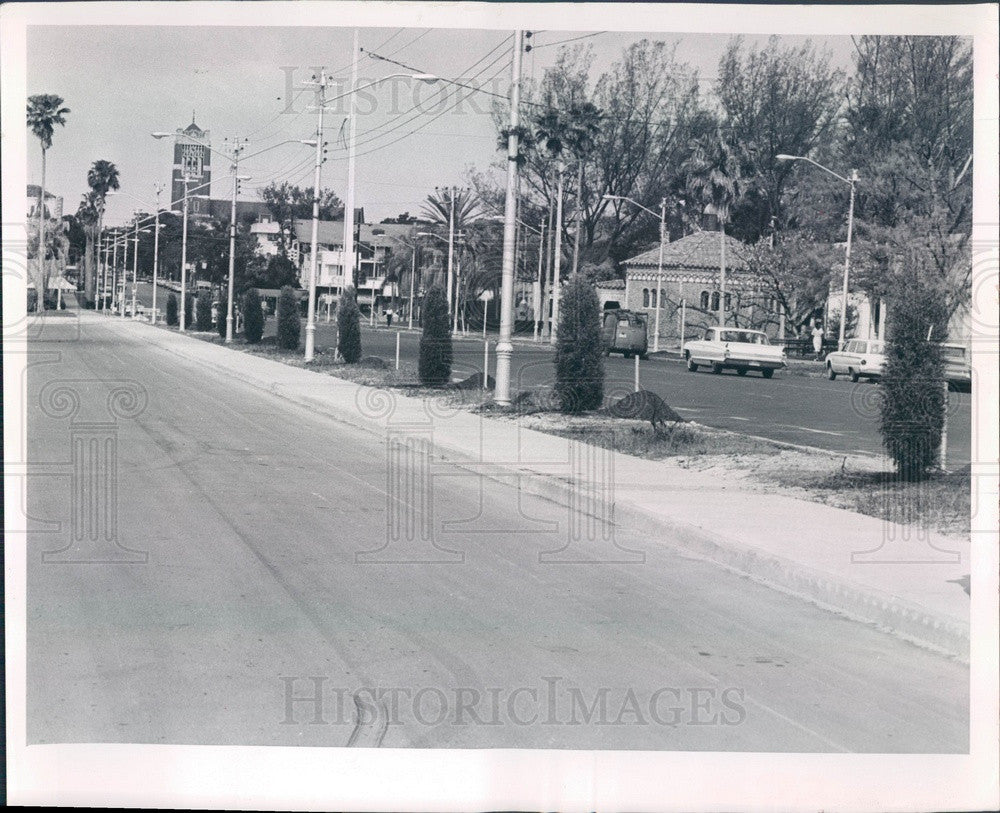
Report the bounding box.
[337,286,362,364]
[418,284,452,386]
[276,285,300,350]
[243,289,264,344]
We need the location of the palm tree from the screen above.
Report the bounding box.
[85,159,120,303]
[77,192,101,304]
[686,130,742,326]
[421,187,483,325]
[27,94,70,308]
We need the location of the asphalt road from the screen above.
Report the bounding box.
[27,316,968,750]
[128,282,970,465]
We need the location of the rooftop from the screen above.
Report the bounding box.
[622,230,748,272]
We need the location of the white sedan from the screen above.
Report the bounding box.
[825,339,885,382]
[683,327,786,378]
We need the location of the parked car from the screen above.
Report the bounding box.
[683,327,786,378]
[825,339,886,382]
[601,309,648,359]
[940,343,972,391]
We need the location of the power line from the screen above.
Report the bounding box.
[525,31,606,52]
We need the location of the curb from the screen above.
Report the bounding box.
[116,316,969,661]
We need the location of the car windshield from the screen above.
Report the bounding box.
[941,345,965,360]
[868,342,885,354]
[720,330,768,345]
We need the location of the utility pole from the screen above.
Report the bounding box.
[179,174,190,331]
[408,241,417,330]
[533,219,546,341]
[110,230,119,315]
[343,29,359,308]
[152,185,163,323]
[120,223,130,317]
[494,29,524,406]
[549,161,565,345]
[305,73,326,361]
[226,137,247,344]
[131,215,140,319]
[718,212,727,327]
[839,169,858,350]
[653,197,666,352]
[445,185,456,314]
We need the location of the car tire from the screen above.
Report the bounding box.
[711,363,723,374]
[624,352,632,359]
[736,368,748,376]
[849,369,860,383]
[639,353,649,361]
[762,368,774,379]
[827,364,837,380]
[686,356,698,372]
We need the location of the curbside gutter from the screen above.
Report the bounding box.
[117,316,969,661]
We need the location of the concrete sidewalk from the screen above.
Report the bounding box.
[96,313,970,659]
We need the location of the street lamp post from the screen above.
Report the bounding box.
[494,29,525,406]
[130,219,151,319]
[151,186,162,323]
[302,67,436,359]
[603,194,667,352]
[777,154,859,349]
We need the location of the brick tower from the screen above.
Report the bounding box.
[170,113,212,221]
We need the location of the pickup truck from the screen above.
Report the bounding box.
[683,327,786,378]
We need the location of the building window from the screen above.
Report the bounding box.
[700,290,710,310]
[642,288,650,307]
[710,291,720,311]
[725,293,732,311]
[660,288,666,308]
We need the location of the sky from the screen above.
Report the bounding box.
[26,25,856,227]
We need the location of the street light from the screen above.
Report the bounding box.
[777,154,859,350]
[603,194,668,352]
[301,64,439,360]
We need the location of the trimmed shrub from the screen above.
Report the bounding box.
[166,293,178,326]
[217,289,229,339]
[243,289,264,344]
[196,290,213,331]
[878,264,948,481]
[337,286,362,364]
[554,273,604,413]
[419,285,452,386]
[184,294,194,329]
[276,285,300,350]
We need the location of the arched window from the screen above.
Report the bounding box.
[659,288,666,308]
[724,293,732,311]
[710,291,720,311]
[700,290,710,310]
[642,288,650,307]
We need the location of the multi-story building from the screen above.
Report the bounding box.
[169,115,212,221]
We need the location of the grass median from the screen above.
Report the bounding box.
[185,328,970,539]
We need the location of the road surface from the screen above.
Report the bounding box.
[26,316,968,750]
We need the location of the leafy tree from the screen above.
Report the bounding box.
[554,273,604,412]
[166,293,178,326]
[27,94,70,304]
[195,289,213,331]
[418,285,452,386]
[263,253,300,289]
[715,36,844,242]
[276,285,300,350]
[243,289,264,343]
[337,286,362,363]
[259,182,344,255]
[878,253,948,481]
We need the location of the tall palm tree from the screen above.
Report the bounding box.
[85,159,120,302]
[77,192,101,303]
[27,94,70,307]
[686,130,742,326]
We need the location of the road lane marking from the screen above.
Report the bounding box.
[776,425,845,437]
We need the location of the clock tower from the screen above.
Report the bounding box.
[170,113,212,221]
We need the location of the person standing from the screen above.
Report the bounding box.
[812,320,825,359]
[385,308,394,328]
